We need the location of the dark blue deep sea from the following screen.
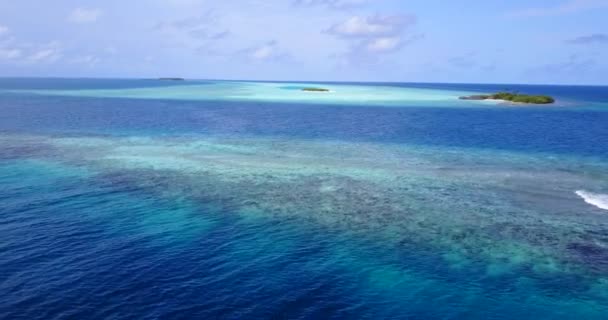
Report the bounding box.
[1,78,608,319]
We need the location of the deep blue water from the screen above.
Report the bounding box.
[1,78,608,319]
[1,88,607,157]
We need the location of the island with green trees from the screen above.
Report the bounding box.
[460,92,555,104]
[302,87,330,92]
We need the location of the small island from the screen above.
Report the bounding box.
[158,77,185,81]
[460,92,555,104]
[302,87,330,92]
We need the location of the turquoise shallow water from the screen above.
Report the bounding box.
[1,79,608,319]
[13,81,478,107]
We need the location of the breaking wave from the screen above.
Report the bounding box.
[576,190,608,211]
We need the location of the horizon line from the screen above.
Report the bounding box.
[0,76,606,87]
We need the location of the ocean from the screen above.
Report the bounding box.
[1,78,607,319]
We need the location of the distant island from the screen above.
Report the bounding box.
[302,87,330,92]
[460,92,555,104]
[158,78,185,81]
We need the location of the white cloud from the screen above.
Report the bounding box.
[251,41,282,60]
[239,41,290,62]
[293,0,367,9]
[566,33,608,44]
[68,8,103,23]
[104,46,118,55]
[365,37,401,53]
[0,48,21,60]
[326,13,419,61]
[154,11,230,49]
[26,42,63,64]
[0,25,9,36]
[0,30,64,64]
[72,55,101,66]
[328,16,392,37]
[161,0,206,6]
[28,49,59,62]
[327,15,415,38]
[509,0,608,17]
[252,44,275,60]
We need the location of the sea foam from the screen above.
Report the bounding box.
[576,190,608,211]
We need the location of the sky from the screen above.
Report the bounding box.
[0,0,607,84]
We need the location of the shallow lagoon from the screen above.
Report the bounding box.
[14,80,485,107]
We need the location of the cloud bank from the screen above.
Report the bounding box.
[292,0,368,9]
[509,0,608,17]
[567,33,608,44]
[68,8,103,24]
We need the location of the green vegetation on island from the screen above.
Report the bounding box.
[460,92,555,104]
[302,87,330,92]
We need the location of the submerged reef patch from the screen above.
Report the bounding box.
[7,133,603,278]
